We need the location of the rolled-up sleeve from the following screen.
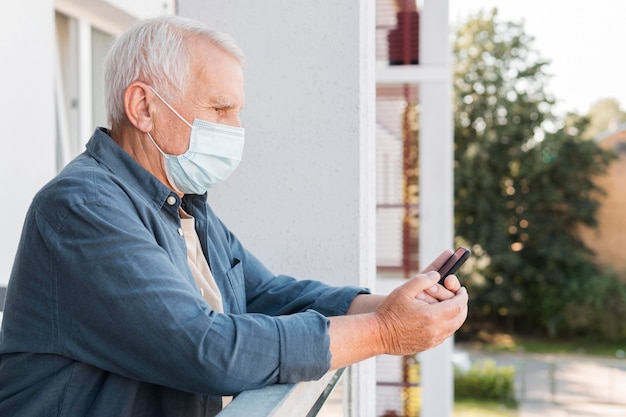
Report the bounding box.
[274,310,331,384]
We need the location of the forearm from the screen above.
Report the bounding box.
[345,294,386,315]
[327,313,385,370]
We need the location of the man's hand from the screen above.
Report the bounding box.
[374,272,468,356]
[345,250,463,314]
[329,271,468,369]
[419,249,463,303]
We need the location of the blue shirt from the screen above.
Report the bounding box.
[0,128,367,417]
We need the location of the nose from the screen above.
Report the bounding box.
[229,114,243,129]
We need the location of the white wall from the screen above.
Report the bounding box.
[179,0,376,285]
[178,1,376,415]
[0,0,57,286]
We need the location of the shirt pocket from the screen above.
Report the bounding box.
[226,258,246,314]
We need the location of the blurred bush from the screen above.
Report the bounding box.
[454,359,516,405]
[562,267,626,341]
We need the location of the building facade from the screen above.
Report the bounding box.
[580,125,626,273]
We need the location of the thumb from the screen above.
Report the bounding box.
[401,271,440,296]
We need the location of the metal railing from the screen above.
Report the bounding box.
[217,368,345,417]
[0,286,5,326]
[0,286,6,326]
[0,286,6,311]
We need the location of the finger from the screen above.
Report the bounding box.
[450,288,469,322]
[424,282,456,301]
[440,274,462,293]
[416,292,439,304]
[401,271,441,297]
[420,250,454,273]
[428,287,469,320]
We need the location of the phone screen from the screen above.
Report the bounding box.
[437,247,470,285]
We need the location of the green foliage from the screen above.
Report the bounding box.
[561,267,626,341]
[454,360,516,405]
[452,9,617,337]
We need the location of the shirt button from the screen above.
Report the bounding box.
[178,228,184,236]
[200,288,205,296]
[167,196,177,206]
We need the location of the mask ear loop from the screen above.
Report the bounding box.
[145,85,191,196]
[147,86,194,129]
[146,131,185,195]
[146,132,169,159]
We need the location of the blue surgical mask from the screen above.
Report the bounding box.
[146,87,245,195]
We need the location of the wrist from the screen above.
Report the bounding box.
[373,305,404,356]
[346,294,386,315]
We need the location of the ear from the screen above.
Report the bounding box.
[124,82,154,133]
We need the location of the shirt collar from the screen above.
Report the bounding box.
[85,127,181,210]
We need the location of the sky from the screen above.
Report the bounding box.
[448,0,626,116]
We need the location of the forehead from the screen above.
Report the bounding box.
[186,37,245,107]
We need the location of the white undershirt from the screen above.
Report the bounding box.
[179,209,224,313]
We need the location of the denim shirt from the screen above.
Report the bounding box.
[0,128,368,417]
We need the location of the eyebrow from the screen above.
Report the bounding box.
[211,96,241,110]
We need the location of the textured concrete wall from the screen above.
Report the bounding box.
[177,1,376,288]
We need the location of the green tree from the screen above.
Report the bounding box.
[452,9,616,336]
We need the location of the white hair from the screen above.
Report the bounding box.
[104,15,245,127]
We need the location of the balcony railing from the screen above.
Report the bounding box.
[217,368,345,417]
[0,286,5,325]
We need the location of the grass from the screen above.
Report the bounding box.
[454,399,518,417]
[462,330,626,358]
[513,337,626,357]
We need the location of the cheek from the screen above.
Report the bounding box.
[215,111,242,128]
[170,129,192,155]
[158,123,192,155]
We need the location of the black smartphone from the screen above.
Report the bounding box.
[437,247,471,285]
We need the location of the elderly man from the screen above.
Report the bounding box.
[0,15,468,417]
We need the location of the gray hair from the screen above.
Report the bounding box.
[104,15,245,127]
